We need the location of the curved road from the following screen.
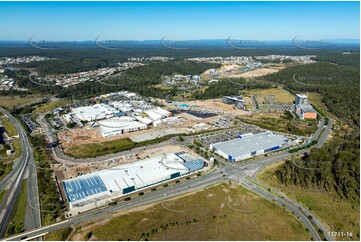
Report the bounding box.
[5,112,333,241]
[0,108,41,238]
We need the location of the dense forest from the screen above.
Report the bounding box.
[192,78,271,99]
[264,60,360,127]
[268,53,360,201]
[276,131,359,201]
[0,42,357,75]
[15,60,218,99]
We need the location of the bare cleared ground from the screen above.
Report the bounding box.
[231,68,280,78]
[59,122,193,151]
[201,64,282,80]
[177,99,250,116]
[56,144,199,180]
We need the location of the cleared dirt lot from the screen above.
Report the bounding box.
[176,99,250,116]
[230,68,279,78]
[56,144,200,180]
[58,123,192,151]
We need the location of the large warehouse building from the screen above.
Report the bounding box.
[210,132,288,162]
[63,152,204,209]
[98,117,147,137]
[71,104,118,121]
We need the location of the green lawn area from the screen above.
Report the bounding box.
[65,138,136,158]
[70,182,310,241]
[238,112,317,136]
[1,117,17,137]
[257,161,360,241]
[5,179,28,237]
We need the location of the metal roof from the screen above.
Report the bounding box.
[212,132,288,158]
[299,104,316,113]
[63,153,204,204]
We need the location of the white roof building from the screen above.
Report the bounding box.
[109,101,133,112]
[71,104,117,122]
[144,107,171,121]
[210,132,288,162]
[98,117,147,137]
[63,153,205,208]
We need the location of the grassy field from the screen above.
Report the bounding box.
[0,95,40,108]
[70,182,310,241]
[246,88,295,104]
[1,117,17,137]
[257,162,360,241]
[45,227,72,241]
[65,138,136,158]
[35,99,71,113]
[238,112,317,136]
[5,179,28,237]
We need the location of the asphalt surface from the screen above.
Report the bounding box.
[0,108,35,238]
[316,118,333,148]
[5,112,333,241]
[24,152,42,232]
[5,151,331,241]
[37,114,183,164]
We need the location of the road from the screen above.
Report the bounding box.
[5,112,333,241]
[5,147,331,241]
[37,114,183,164]
[312,117,325,141]
[316,118,333,148]
[24,152,42,232]
[0,108,39,237]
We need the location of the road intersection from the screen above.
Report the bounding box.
[3,109,333,241]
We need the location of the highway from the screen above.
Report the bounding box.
[24,152,42,231]
[5,148,331,241]
[5,112,333,241]
[0,108,41,238]
[0,109,30,237]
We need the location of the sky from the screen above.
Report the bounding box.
[0,1,359,41]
